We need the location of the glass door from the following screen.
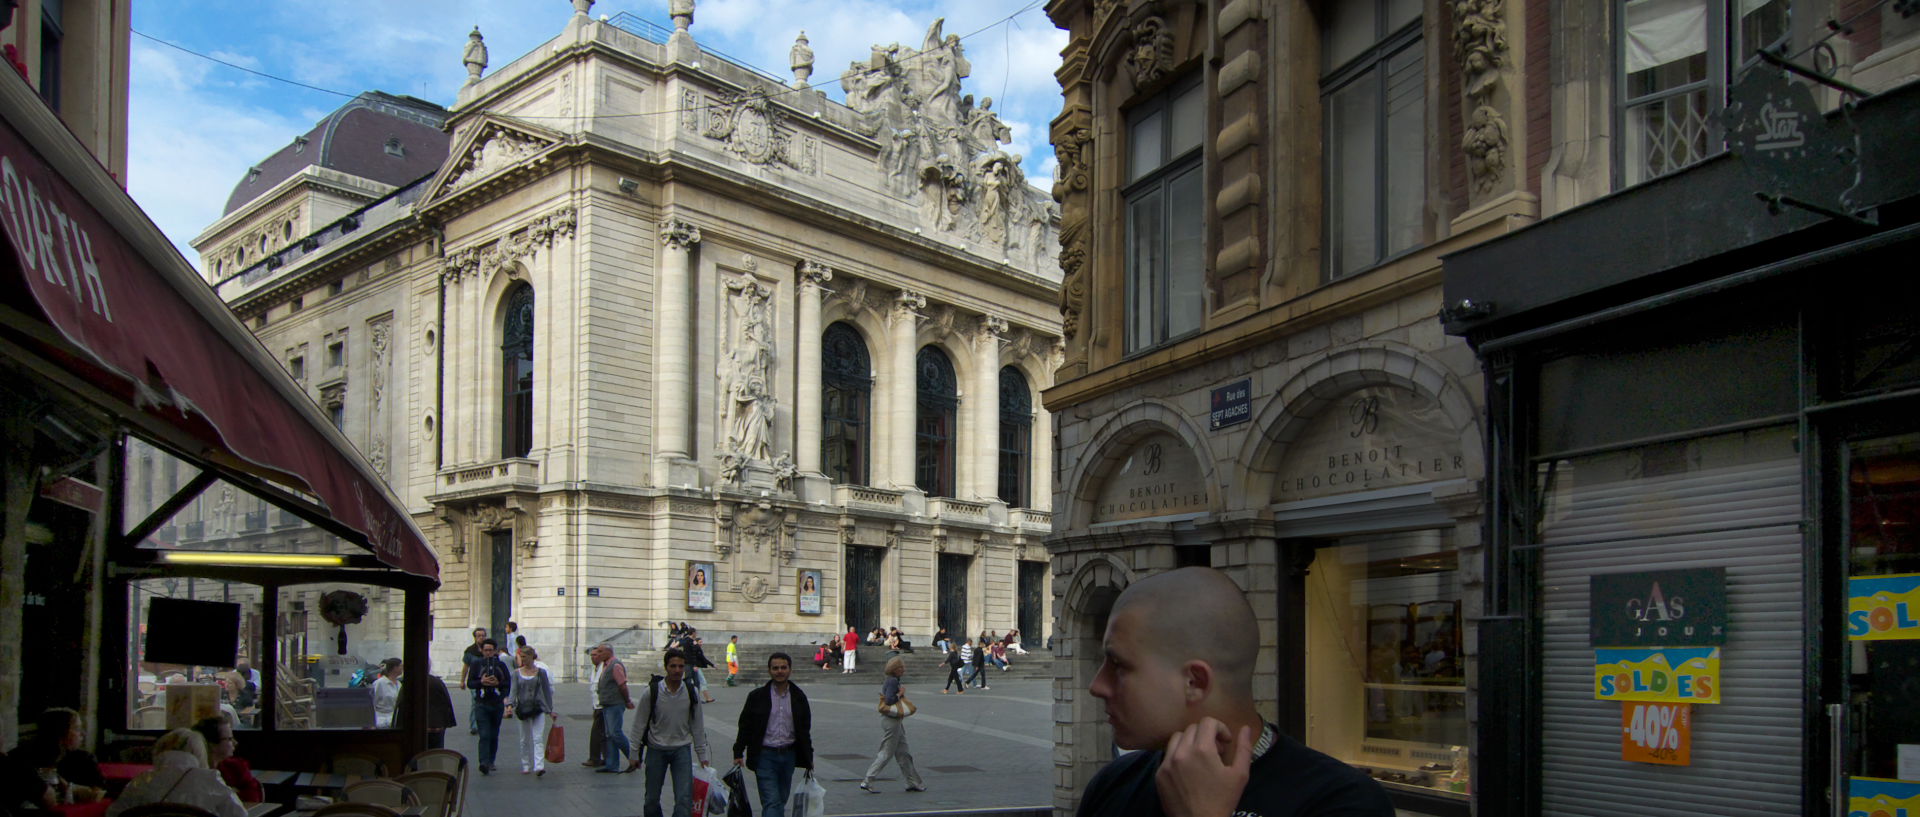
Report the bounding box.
[1843,434,1920,811]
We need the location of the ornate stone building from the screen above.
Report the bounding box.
[198,3,1062,678]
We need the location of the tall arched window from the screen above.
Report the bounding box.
[998,366,1032,507]
[501,285,535,459]
[822,322,872,485]
[915,346,958,497]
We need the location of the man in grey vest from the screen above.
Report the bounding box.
[592,642,637,773]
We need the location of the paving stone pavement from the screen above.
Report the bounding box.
[446,669,1054,817]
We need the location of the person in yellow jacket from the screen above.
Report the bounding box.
[726,634,740,686]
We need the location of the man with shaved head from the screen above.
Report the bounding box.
[1081,567,1391,817]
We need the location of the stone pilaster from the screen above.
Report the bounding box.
[794,261,832,476]
[886,291,925,490]
[654,218,701,485]
[973,315,1007,501]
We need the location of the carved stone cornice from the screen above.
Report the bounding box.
[660,218,703,250]
[890,290,927,327]
[979,314,1009,346]
[441,204,577,284]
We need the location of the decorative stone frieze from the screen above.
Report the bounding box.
[699,91,820,173]
[1452,0,1512,196]
[440,204,577,284]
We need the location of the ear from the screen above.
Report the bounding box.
[1183,660,1214,703]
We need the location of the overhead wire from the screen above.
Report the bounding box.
[130,0,1049,123]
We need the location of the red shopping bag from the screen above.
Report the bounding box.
[546,723,566,763]
[690,766,713,817]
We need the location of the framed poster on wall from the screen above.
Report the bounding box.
[797,569,823,616]
[687,561,715,612]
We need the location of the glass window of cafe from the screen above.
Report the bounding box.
[1306,529,1469,797]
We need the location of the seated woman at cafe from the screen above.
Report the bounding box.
[191,716,261,804]
[106,728,245,817]
[4,708,106,810]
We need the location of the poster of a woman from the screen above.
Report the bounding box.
[687,561,715,611]
[797,569,823,616]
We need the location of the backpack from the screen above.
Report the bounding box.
[637,676,700,748]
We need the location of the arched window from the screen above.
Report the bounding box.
[822,322,872,485]
[501,285,535,459]
[915,346,958,497]
[998,366,1032,507]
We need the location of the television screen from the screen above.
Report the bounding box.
[145,597,241,667]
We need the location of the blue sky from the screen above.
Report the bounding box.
[128,0,1066,268]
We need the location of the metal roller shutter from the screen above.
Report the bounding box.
[1538,427,1803,816]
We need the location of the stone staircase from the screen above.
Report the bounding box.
[719,644,1056,687]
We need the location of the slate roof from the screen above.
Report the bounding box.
[223,91,451,215]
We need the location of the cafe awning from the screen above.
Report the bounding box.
[0,67,437,582]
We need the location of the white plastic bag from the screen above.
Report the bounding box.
[695,764,727,817]
[788,770,826,817]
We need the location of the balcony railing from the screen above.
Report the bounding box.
[242,510,267,532]
[436,458,540,494]
[1016,508,1052,531]
[833,484,905,511]
[929,497,990,522]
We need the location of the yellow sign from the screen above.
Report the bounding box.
[1621,702,1691,765]
[1594,647,1720,704]
[1849,777,1920,817]
[1849,574,1920,641]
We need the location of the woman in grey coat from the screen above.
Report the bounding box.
[859,656,925,794]
[506,646,557,776]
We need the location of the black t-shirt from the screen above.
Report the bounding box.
[1076,728,1394,817]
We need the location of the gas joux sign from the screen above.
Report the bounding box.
[1590,567,1728,647]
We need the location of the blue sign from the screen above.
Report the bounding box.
[1211,379,1252,430]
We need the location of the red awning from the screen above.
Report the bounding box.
[0,71,437,581]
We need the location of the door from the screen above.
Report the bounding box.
[1840,433,1920,807]
[489,530,513,639]
[843,545,884,634]
[1018,561,1045,648]
[938,553,970,638]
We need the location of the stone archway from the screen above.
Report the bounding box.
[1063,400,1219,531]
[1052,553,1132,814]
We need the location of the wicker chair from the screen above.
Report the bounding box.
[394,770,458,817]
[329,753,389,778]
[313,804,402,817]
[341,779,418,810]
[406,749,467,817]
[131,705,168,730]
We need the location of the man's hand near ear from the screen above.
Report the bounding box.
[1156,717,1253,817]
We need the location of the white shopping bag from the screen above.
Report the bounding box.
[788,770,826,817]
[695,764,727,817]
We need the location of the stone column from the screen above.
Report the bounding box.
[887,291,925,490]
[973,316,1006,501]
[654,218,701,485]
[794,261,832,475]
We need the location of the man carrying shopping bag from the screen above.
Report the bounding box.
[734,653,813,817]
[631,648,713,817]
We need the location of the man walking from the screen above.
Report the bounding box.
[592,643,637,773]
[1078,567,1392,817]
[582,647,606,768]
[631,649,712,817]
[726,635,740,687]
[734,653,813,817]
[970,637,990,690]
[460,627,488,735]
[463,638,511,775]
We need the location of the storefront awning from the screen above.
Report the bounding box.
[0,70,437,581]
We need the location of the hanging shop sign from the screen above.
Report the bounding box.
[1271,385,1466,502]
[1848,573,1920,641]
[1621,702,1692,766]
[1591,567,1728,647]
[1850,778,1920,817]
[1594,647,1720,704]
[1209,379,1252,430]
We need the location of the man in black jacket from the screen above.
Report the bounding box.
[1078,568,1392,817]
[732,653,813,817]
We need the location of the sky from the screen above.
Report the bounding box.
[128,0,1067,269]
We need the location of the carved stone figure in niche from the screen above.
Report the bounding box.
[1463,105,1508,194]
[974,152,1022,247]
[462,28,488,84]
[722,278,777,462]
[961,96,1012,155]
[772,454,797,493]
[919,159,967,232]
[1452,0,1507,98]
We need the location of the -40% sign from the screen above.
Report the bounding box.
[1621,702,1692,766]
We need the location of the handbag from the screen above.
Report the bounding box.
[877,694,917,718]
[546,722,566,763]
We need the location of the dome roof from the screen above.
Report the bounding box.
[223,91,451,215]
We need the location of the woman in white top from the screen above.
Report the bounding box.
[105,728,245,817]
[371,658,403,728]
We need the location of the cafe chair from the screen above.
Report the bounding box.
[131,706,168,730]
[405,750,466,817]
[313,804,402,817]
[393,771,456,817]
[341,780,418,810]
[117,805,221,817]
[329,754,389,778]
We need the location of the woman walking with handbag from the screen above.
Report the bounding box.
[506,646,556,776]
[859,656,925,794]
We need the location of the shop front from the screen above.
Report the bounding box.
[0,58,440,767]
[1444,80,1920,816]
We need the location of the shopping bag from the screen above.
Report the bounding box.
[693,765,726,817]
[788,770,826,817]
[723,765,753,817]
[545,723,566,763]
